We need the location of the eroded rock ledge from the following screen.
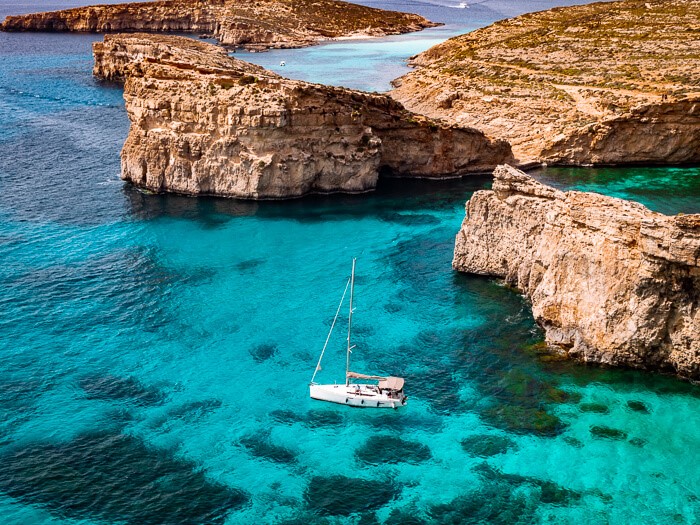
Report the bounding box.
[1,0,438,50]
[453,165,700,379]
[95,34,512,199]
[391,0,700,165]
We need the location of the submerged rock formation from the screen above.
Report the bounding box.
[453,165,700,379]
[1,0,437,50]
[94,34,511,199]
[391,0,700,165]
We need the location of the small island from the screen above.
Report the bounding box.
[391,0,700,165]
[453,165,700,379]
[0,0,438,50]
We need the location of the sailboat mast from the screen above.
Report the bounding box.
[346,258,356,386]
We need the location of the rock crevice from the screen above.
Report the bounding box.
[453,165,700,378]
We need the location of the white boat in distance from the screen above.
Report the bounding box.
[309,259,407,409]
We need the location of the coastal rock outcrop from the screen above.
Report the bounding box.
[453,165,700,379]
[95,34,512,199]
[1,0,437,50]
[391,0,700,165]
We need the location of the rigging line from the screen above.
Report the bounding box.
[310,276,351,385]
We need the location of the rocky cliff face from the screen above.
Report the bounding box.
[453,165,700,379]
[1,0,437,50]
[391,0,700,165]
[94,34,512,199]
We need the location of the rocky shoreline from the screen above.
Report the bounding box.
[391,0,700,166]
[96,34,511,199]
[1,0,438,50]
[453,165,700,379]
[4,0,698,379]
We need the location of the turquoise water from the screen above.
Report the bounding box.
[1,2,700,524]
[534,166,700,215]
[238,0,603,91]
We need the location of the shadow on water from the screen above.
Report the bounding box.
[122,176,492,225]
[123,185,260,224]
[0,429,249,524]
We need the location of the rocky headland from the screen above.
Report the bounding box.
[1,0,437,50]
[391,0,700,165]
[95,34,511,199]
[453,165,700,379]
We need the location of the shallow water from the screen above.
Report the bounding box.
[239,0,603,91]
[0,2,699,524]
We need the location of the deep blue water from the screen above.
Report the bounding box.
[1,1,699,524]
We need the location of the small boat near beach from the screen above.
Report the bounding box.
[309,258,407,409]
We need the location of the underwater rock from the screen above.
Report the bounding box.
[460,434,517,457]
[78,374,163,405]
[579,403,610,414]
[429,469,539,525]
[629,437,647,448]
[492,368,577,406]
[454,164,700,379]
[239,433,297,464]
[482,404,564,437]
[626,400,651,414]
[249,343,278,363]
[92,33,512,199]
[563,436,584,449]
[385,507,429,525]
[474,463,582,507]
[383,302,402,314]
[590,425,628,440]
[355,435,432,465]
[270,409,303,424]
[304,475,398,516]
[0,430,249,524]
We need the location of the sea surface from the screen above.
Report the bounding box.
[0,0,699,523]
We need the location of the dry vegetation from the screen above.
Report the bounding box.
[1,0,438,49]
[391,0,700,161]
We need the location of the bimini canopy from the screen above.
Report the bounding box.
[378,376,404,391]
[346,371,386,381]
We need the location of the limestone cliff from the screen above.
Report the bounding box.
[1,0,437,50]
[453,165,700,379]
[391,0,700,165]
[94,34,512,199]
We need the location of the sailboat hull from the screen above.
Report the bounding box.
[310,383,406,409]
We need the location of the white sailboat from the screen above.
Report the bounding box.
[309,258,407,409]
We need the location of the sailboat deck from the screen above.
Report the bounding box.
[310,383,405,408]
